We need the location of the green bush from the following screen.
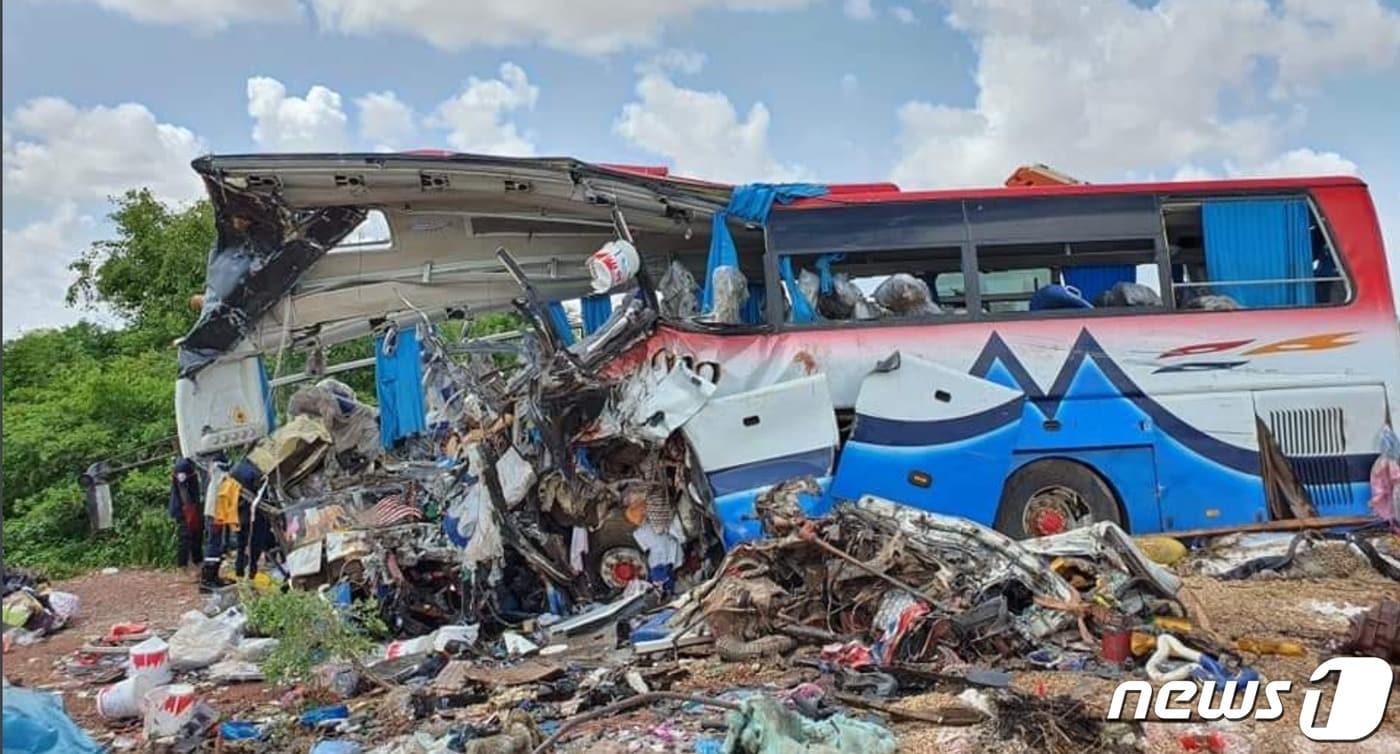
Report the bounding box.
[240,585,388,685]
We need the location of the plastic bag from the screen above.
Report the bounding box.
[167,610,239,670]
[1183,293,1241,310]
[873,274,940,317]
[658,261,699,319]
[709,266,749,324]
[2,684,103,753]
[833,274,882,320]
[1097,281,1162,308]
[797,269,821,316]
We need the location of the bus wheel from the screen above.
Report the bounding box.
[586,515,648,593]
[994,460,1121,539]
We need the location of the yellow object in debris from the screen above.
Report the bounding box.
[1136,536,1187,565]
[214,476,242,529]
[1131,631,1158,656]
[1154,616,1192,634]
[251,572,274,592]
[1236,637,1306,656]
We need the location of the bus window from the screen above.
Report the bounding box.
[329,209,393,253]
[778,246,965,324]
[1163,198,1350,310]
[973,238,1163,314]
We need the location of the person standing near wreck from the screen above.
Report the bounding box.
[168,457,204,573]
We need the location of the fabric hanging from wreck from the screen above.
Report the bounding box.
[375,326,428,448]
[546,301,576,346]
[1202,199,1315,307]
[581,294,613,334]
[257,357,278,431]
[701,183,829,312]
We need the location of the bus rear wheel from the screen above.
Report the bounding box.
[994,459,1122,539]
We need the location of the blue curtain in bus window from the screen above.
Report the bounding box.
[256,357,278,431]
[741,282,766,324]
[703,183,829,312]
[546,301,576,345]
[1202,199,1315,307]
[581,295,612,335]
[375,327,427,448]
[1063,265,1133,303]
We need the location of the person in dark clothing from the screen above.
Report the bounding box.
[168,457,204,569]
[229,459,276,578]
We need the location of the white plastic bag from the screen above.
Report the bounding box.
[167,611,238,671]
[708,266,749,324]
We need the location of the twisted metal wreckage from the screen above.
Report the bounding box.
[170,153,1280,712]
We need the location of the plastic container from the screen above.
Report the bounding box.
[383,635,433,660]
[143,683,197,739]
[586,240,640,293]
[127,636,172,685]
[96,674,155,719]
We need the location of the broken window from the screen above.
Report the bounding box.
[974,239,1162,314]
[1163,198,1349,310]
[965,194,1166,315]
[329,209,392,253]
[777,247,965,323]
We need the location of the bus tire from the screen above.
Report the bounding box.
[994,459,1122,539]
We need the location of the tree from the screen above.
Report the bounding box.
[66,189,212,347]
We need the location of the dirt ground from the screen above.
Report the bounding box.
[5,561,1399,753]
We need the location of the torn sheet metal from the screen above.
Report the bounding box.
[179,168,366,377]
[1019,520,1183,597]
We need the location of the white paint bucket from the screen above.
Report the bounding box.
[97,674,155,719]
[128,636,172,685]
[143,683,197,739]
[384,635,432,660]
[586,240,640,293]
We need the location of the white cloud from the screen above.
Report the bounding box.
[843,0,874,21]
[892,0,1400,189]
[355,91,416,151]
[615,71,807,183]
[84,0,300,31]
[891,6,916,25]
[1,203,101,336]
[427,63,538,156]
[2,97,205,204]
[639,49,708,76]
[306,0,813,55]
[841,73,859,95]
[247,77,351,151]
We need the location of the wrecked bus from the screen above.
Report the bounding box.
[174,153,1398,587]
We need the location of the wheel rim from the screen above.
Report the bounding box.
[599,547,647,590]
[1022,485,1093,537]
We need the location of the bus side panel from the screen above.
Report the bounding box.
[1151,392,1268,530]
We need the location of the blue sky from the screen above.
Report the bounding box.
[4,0,1399,334]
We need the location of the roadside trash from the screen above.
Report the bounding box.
[1137,536,1187,565]
[1146,634,1203,683]
[722,696,896,754]
[300,704,351,729]
[96,673,157,719]
[128,636,173,684]
[219,721,263,741]
[168,610,240,670]
[144,683,199,739]
[105,622,149,643]
[3,684,103,754]
[587,239,641,293]
[1099,613,1134,664]
[1235,637,1306,656]
[1341,598,1400,662]
[309,741,362,754]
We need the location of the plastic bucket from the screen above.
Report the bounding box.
[128,636,172,685]
[384,635,432,660]
[143,683,197,738]
[96,674,154,719]
[586,240,640,293]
